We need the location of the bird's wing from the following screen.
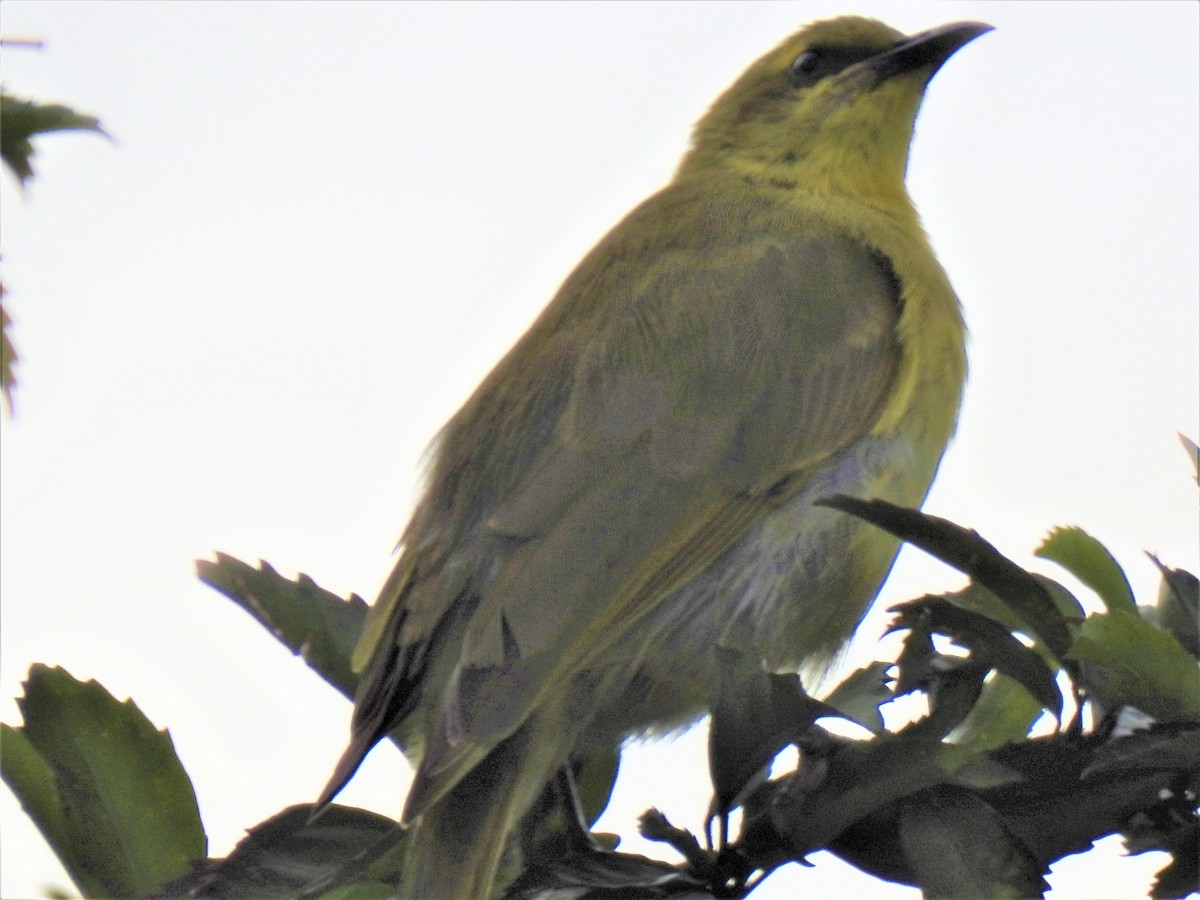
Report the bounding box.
[398,208,905,810]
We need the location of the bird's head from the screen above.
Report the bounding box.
[680,17,992,204]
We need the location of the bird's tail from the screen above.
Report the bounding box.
[312,580,424,820]
[399,712,571,899]
[311,726,381,817]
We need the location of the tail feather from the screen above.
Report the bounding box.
[311,727,381,819]
[314,605,427,819]
[399,714,570,899]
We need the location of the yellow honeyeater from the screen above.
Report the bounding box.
[318,16,989,897]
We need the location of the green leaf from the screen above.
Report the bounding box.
[1180,433,1199,485]
[575,744,621,828]
[821,662,891,733]
[890,597,1063,720]
[936,580,1084,651]
[777,736,1020,856]
[893,616,937,697]
[1035,526,1137,616]
[1150,846,1199,900]
[0,723,70,855]
[1,287,16,414]
[197,553,367,701]
[902,659,989,742]
[2,665,205,897]
[971,728,1191,877]
[949,672,1046,750]
[708,650,828,818]
[941,579,1082,729]
[150,804,402,899]
[898,786,1046,898]
[1083,721,1200,778]
[937,744,1027,791]
[818,495,1074,659]
[1068,613,1200,722]
[0,91,109,186]
[503,840,706,898]
[1147,556,1199,659]
[1146,815,1199,900]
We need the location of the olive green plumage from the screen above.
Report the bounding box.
[319,15,989,897]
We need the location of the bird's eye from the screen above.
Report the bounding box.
[789,50,824,84]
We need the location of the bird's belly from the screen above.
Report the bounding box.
[594,430,936,738]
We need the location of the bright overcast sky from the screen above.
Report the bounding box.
[2,2,1197,898]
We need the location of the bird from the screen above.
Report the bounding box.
[316,15,989,897]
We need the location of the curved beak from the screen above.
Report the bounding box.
[867,21,993,84]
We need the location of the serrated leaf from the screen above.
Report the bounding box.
[894,617,937,697]
[818,496,1073,659]
[1035,527,1137,616]
[984,733,1175,864]
[940,580,1080,730]
[898,786,1047,898]
[937,580,1084,651]
[890,597,1062,720]
[3,665,205,897]
[1151,854,1199,900]
[0,91,109,186]
[1,287,17,414]
[197,553,367,701]
[821,662,891,733]
[708,650,827,817]
[150,804,401,899]
[1148,820,1199,900]
[1068,613,1200,722]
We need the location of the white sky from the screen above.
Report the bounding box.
[1,2,1196,898]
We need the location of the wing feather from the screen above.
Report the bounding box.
[353,186,905,813]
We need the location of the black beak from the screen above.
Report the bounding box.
[868,21,993,84]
